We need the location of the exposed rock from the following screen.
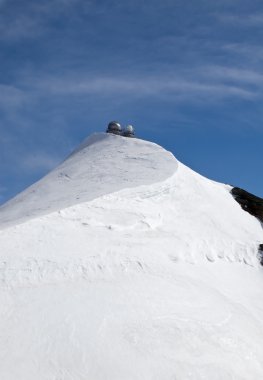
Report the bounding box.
[231,187,263,223]
[231,187,263,265]
[259,244,263,265]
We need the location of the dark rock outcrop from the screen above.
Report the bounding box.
[259,244,263,265]
[231,187,263,223]
[231,187,263,265]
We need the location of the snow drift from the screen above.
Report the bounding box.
[0,133,262,380]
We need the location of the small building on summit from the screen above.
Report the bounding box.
[106,121,122,135]
[122,125,135,138]
[106,121,135,138]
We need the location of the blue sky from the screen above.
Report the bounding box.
[0,0,263,204]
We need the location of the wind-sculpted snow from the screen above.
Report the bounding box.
[0,134,263,380]
[0,133,177,228]
[0,160,261,287]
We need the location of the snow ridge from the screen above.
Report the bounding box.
[0,148,262,288]
[0,133,177,228]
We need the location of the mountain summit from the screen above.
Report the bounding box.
[0,133,177,228]
[0,133,262,380]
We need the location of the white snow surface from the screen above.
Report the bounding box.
[0,133,262,380]
[0,133,177,228]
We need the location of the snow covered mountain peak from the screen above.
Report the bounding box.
[0,133,177,228]
[0,132,263,380]
[0,131,261,266]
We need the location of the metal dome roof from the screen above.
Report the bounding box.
[107,121,122,130]
[125,125,134,133]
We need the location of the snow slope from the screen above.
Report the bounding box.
[0,133,262,380]
[0,133,177,228]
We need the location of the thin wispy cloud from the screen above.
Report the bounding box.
[219,12,263,26]
[0,0,87,40]
[222,43,263,65]
[16,66,259,103]
[203,66,263,83]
